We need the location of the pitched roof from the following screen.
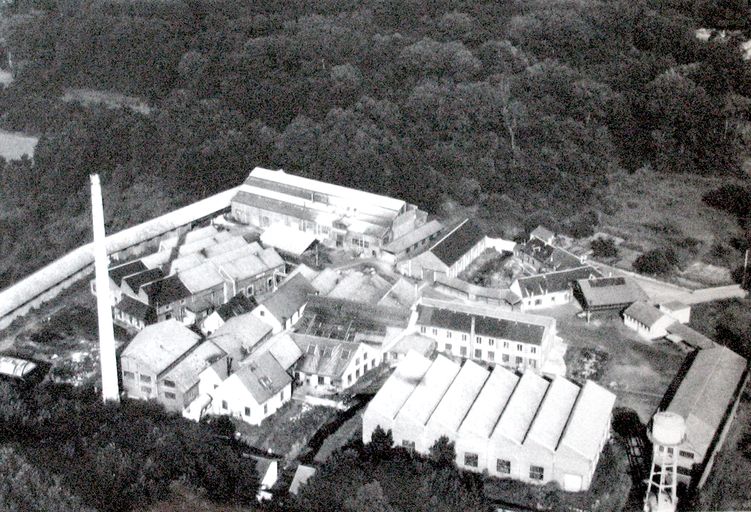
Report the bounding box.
[575,276,648,308]
[260,225,317,257]
[292,334,361,379]
[216,294,258,321]
[458,365,519,438]
[514,266,602,298]
[327,271,393,304]
[109,260,147,286]
[365,351,433,421]
[665,322,715,349]
[559,380,617,461]
[395,354,461,426]
[201,236,248,258]
[290,465,317,495]
[390,334,436,358]
[141,274,192,306]
[230,352,292,404]
[260,273,316,321]
[430,220,485,267]
[114,295,155,322]
[492,371,549,444]
[433,275,521,305]
[210,313,273,360]
[123,268,165,291]
[309,268,340,295]
[624,301,669,328]
[665,346,747,458]
[121,319,201,375]
[517,238,583,271]
[383,219,444,254]
[426,360,489,433]
[525,377,580,451]
[160,340,226,391]
[377,278,420,309]
[178,262,225,293]
[247,332,304,371]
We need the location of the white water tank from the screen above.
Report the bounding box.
[652,412,686,446]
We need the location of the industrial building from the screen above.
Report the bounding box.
[574,276,648,318]
[231,167,426,255]
[363,352,616,492]
[413,298,558,375]
[511,266,601,311]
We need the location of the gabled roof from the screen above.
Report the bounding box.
[210,313,273,360]
[230,352,291,404]
[458,365,519,438]
[365,351,433,421]
[395,354,461,426]
[515,266,602,298]
[123,268,165,291]
[160,340,226,391]
[260,225,317,257]
[309,268,340,295]
[291,334,362,379]
[260,273,316,321]
[390,334,436,358]
[665,346,747,458]
[665,322,714,349]
[383,219,444,254]
[109,260,147,287]
[247,332,303,371]
[559,380,617,461]
[114,295,155,322]
[201,236,248,258]
[141,274,192,306]
[575,276,648,308]
[377,278,420,309]
[216,294,258,321]
[624,301,669,328]
[525,377,580,451]
[178,262,224,293]
[492,371,549,444]
[430,220,485,267]
[290,465,317,495]
[121,319,201,376]
[426,360,489,433]
[434,275,521,305]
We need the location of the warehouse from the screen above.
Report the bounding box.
[573,276,648,319]
[363,352,616,492]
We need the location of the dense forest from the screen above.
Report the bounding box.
[0,0,749,287]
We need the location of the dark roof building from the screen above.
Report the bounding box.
[114,295,156,324]
[141,274,192,307]
[216,294,258,321]
[514,266,602,299]
[574,276,648,313]
[109,260,148,286]
[431,220,485,267]
[123,268,165,292]
[515,238,584,272]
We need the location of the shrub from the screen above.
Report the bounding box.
[703,184,751,219]
[591,237,618,258]
[633,248,678,275]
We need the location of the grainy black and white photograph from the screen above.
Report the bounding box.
[0,0,749,510]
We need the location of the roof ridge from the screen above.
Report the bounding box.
[421,357,463,427]
[684,346,729,421]
[520,374,552,446]
[488,371,523,440]
[427,218,468,252]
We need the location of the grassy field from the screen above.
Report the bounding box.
[547,303,686,423]
[0,129,37,160]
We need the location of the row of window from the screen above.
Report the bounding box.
[658,446,695,460]
[442,344,537,367]
[421,326,537,353]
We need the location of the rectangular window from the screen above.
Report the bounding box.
[517,344,523,351]
[488,339,495,346]
[244,406,251,416]
[420,326,426,334]
[140,375,152,383]
[502,354,510,363]
[476,336,482,344]
[164,391,176,400]
[460,347,467,356]
[264,404,268,414]
[503,341,509,349]
[445,343,453,352]
[446,331,452,339]
[516,356,523,365]
[464,453,479,467]
[123,371,134,380]
[677,466,692,476]
[402,440,415,451]
[531,347,537,354]
[679,450,694,459]
[529,465,544,481]
[461,334,467,341]
[529,359,536,368]
[497,459,511,474]
[488,351,495,361]
[432,328,438,335]
[222,400,228,410]
[318,376,324,385]
[163,380,175,388]
[267,277,273,288]
[474,349,482,359]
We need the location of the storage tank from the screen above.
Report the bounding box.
[651,411,686,446]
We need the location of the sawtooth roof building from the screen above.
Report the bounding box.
[363,352,616,492]
[230,167,426,256]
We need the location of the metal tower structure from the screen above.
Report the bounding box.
[644,412,686,512]
[91,174,120,403]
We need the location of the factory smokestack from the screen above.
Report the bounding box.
[91,174,120,403]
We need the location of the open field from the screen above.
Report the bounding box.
[547,303,686,423]
[0,129,37,160]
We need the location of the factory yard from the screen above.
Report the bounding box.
[549,303,685,423]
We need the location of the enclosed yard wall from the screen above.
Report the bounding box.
[0,187,239,330]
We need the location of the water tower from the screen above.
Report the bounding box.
[643,411,686,512]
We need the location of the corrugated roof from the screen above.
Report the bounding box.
[426,360,489,433]
[559,380,617,461]
[121,319,201,375]
[396,355,461,426]
[366,351,433,420]
[515,266,601,298]
[430,220,485,267]
[492,371,549,444]
[525,377,580,451]
[161,340,226,391]
[109,260,147,287]
[141,274,192,306]
[383,220,444,253]
[665,346,747,458]
[624,301,668,328]
[261,273,316,321]
[575,276,648,308]
[458,365,519,438]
